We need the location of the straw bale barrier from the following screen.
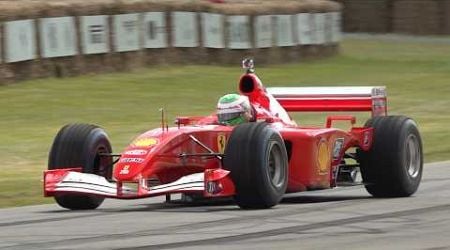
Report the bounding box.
[336,0,450,35]
[392,0,442,35]
[0,0,342,84]
[334,0,392,33]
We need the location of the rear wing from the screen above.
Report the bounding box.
[266,86,387,117]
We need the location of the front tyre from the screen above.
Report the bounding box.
[48,124,113,210]
[223,122,288,209]
[358,116,423,197]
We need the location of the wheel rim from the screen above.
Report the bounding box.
[405,134,421,178]
[267,141,284,188]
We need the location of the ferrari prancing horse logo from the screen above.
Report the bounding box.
[217,134,227,154]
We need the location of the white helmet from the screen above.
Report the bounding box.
[217,94,252,125]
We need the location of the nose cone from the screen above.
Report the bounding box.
[114,136,160,181]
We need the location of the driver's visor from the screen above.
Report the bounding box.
[217,112,242,123]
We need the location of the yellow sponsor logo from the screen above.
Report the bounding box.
[132,137,159,147]
[317,140,330,174]
[217,134,227,154]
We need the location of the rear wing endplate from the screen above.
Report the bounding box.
[267,86,387,117]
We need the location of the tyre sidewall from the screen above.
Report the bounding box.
[395,119,423,195]
[224,122,288,208]
[359,116,423,197]
[254,129,288,205]
[82,128,113,178]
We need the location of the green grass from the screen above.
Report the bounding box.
[1,38,449,208]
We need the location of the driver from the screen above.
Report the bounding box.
[216,94,254,125]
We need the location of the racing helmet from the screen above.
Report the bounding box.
[217,94,252,125]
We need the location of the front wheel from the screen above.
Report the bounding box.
[358,116,423,197]
[223,122,288,209]
[48,124,113,210]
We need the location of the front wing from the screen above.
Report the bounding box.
[44,168,235,199]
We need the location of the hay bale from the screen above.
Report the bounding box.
[335,0,450,35]
[23,1,86,79]
[338,0,392,33]
[104,0,146,72]
[393,0,441,35]
[0,1,47,83]
[0,1,43,21]
[67,0,116,75]
[162,1,208,66]
[0,0,342,84]
[259,2,304,64]
[138,1,172,66]
[441,0,450,34]
[205,1,295,65]
[0,64,15,85]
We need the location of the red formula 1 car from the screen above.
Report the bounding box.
[44,60,423,210]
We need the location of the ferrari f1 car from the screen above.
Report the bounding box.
[44,59,423,210]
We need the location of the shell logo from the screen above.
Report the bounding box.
[132,138,159,147]
[317,140,330,174]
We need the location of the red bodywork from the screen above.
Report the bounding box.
[44,71,386,200]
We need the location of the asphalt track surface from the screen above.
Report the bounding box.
[1,161,449,250]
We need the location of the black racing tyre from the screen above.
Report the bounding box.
[48,124,113,210]
[223,122,288,209]
[358,116,423,197]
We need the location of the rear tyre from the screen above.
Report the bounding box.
[223,122,288,209]
[48,124,113,210]
[358,116,423,197]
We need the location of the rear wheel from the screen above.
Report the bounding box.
[223,122,288,209]
[48,124,113,210]
[358,116,423,197]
